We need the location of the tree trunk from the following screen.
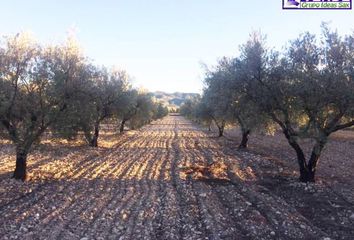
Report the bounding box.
[217,126,224,137]
[299,168,315,183]
[120,119,126,133]
[282,129,309,182]
[89,122,100,147]
[214,120,225,137]
[299,139,326,182]
[238,129,250,149]
[206,120,212,131]
[284,131,327,183]
[13,147,28,181]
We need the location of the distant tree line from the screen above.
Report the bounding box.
[180,24,354,182]
[0,33,168,180]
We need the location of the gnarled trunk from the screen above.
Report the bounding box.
[89,122,100,147]
[282,129,309,181]
[13,147,28,181]
[238,129,250,149]
[283,127,327,183]
[217,125,224,137]
[206,120,212,131]
[119,119,126,133]
[215,120,225,137]
[299,168,315,183]
[299,139,326,182]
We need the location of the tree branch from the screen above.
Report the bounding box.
[330,120,354,133]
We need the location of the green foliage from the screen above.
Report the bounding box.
[128,92,155,129]
[50,63,131,145]
[154,102,169,119]
[194,24,354,181]
[0,33,85,149]
[180,97,199,118]
[0,33,165,179]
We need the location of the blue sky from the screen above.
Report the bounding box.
[1,1,354,93]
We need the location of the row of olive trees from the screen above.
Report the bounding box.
[181,24,354,182]
[0,33,168,180]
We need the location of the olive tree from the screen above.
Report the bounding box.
[128,92,156,130]
[203,59,235,137]
[116,89,138,133]
[153,102,169,120]
[83,68,129,147]
[0,33,85,180]
[117,91,161,132]
[241,28,354,182]
[51,63,95,141]
[195,99,213,131]
[55,66,130,147]
[180,97,200,119]
[217,57,269,148]
[202,57,267,144]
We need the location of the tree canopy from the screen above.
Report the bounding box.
[181,24,354,182]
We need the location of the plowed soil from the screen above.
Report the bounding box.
[0,116,353,240]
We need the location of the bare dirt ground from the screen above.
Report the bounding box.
[0,116,353,240]
[223,127,354,203]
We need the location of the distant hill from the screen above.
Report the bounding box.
[151,91,200,109]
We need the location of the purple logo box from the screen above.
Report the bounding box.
[283,0,352,10]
